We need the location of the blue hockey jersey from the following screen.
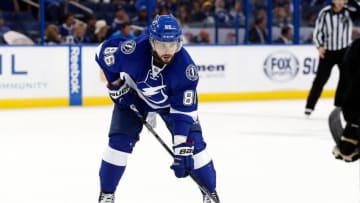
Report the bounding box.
[95,35,200,137]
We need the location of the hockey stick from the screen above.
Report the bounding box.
[129,104,220,203]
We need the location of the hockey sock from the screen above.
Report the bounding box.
[99,134,137,193]
[99,161,126,193]
[191,161,217,193]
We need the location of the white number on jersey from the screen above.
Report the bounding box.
[183,90,196,106]
[103,47,118,66]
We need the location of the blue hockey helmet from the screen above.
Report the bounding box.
[149,15,182,42]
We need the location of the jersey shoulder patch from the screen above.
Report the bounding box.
[172,49,199,83]
[185,64,199,81]
[120,40,136,54]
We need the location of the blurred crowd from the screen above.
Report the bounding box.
[0,0,356,45]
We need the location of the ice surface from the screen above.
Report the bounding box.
[0,99,358,203]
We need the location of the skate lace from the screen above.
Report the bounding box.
[99,193,114,203]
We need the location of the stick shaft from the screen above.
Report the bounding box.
[129,105,219,203]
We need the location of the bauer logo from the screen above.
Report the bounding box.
[69,46,82,105]
[263,51,299,82]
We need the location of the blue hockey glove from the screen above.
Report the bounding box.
[170,142,194,178]
[107,78,130,104]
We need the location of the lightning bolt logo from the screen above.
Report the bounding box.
[141,85,166,96]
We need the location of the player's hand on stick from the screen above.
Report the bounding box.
[107,77,130,104]
[170,141,194,178]
[333,123,360,162]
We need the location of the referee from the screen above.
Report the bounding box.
[305,0,360,116]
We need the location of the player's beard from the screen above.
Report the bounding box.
[153,51,174,65]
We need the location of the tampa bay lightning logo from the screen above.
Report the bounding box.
[121,40,136,54]
[137,70,168,104]
[185,64,199,81]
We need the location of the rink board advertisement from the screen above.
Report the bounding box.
[0,47,69,108]
[188,45,339,93]
[0,45,338,108]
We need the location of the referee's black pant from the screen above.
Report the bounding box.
[305,48,347,110]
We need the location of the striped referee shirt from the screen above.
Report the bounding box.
[313,3,360,51]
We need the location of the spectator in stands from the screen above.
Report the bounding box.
[109,22,135,40]
[45,24,61,44]
[273,25,293,44]
[230,0,245,26]
[302,0,327,7]
[131,5,148,27]
[59,13,75,44]
[255,8,267,20]
[90,19,109,43]
[157,1,171,15]
[135,0,156,15]
[159,0,177,14]
[282,1,294,17]
[248,16,268,43]
[302,8,317,26]
[73,23,90,44]
[0,13,10,44]
[201,0,215,26]
[186,1,206,23]
[301,0,326,27]
[214,0,232,26]
[178,5,191,24]
[225,31,236,43]
[85,15,97,41]
[273,5,291,27]
[111,7,130,33]
[251,0,266,14]
[190,29,210,44]
[45,0,64,23]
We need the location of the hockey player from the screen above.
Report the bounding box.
[95,15,220,203]
[332,37,360,162]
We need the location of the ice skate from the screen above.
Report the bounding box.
[98,192,115,203]
[203,191,220,203]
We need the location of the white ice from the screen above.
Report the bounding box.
[0,99,359,203]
